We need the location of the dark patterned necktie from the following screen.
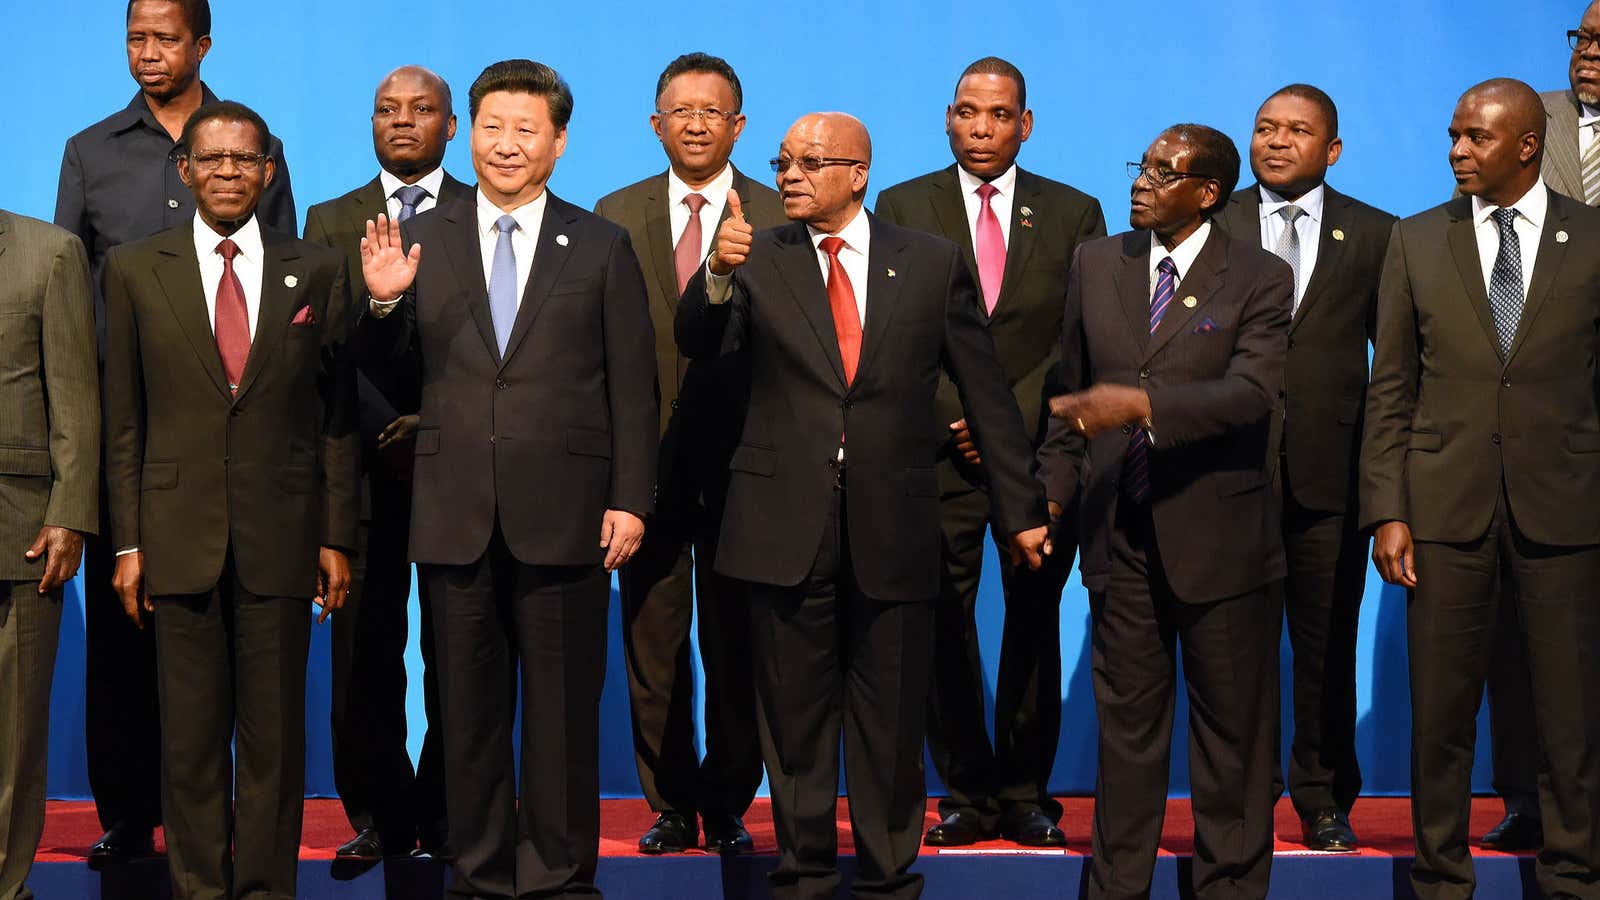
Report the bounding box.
[1124,257,1177,502]
[1487,208,1524,359]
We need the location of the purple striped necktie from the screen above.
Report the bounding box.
[1123,256,1177,502]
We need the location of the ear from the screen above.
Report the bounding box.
[944,104,956,136]
[262,155,276,189]
[1325,136,1343,168]
[177,155,194,188]
[1019,108,1034,143]
[729,113,747,143]
[554,126,568,160]
[445,115,458,142]
[649,113,664,142]
[195,34,211,63]
[1199,179,1221,214]
[1520,131,1542,166]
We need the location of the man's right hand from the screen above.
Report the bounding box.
[360,213,423,302]
[112,551,152,629]
[708,189,753,276]
[1372,521,1418,588]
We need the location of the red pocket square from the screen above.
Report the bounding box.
[290,305,316,325]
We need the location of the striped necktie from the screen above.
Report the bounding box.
[1124,256,1177,502]
[1583,122,1600,205]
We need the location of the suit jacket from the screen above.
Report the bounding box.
[102,223,360,598]
[1213,184,1396,512]
[0,210,99,580]
[361,192,658,567]
[593,166,785,513]
[675,215,1048,603]
[1541,89,1587,203]
[1036,227,1292,604]
[1360,190,1600,546]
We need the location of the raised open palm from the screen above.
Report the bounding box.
[360,213,423,302]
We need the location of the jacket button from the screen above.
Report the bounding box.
[167,198,179,209]
[1121,424,1132,435]
[1288,338,1296,349]
[1501,378,1511,388]
[1139,368,1151,379]
[671,399,681,410]
[1277,388,1286,399]
[842,399,853,410]
[1492,433,1501,444]
[495,378,508,389]
[489,435,497,444]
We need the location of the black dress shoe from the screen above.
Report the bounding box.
[1300,808,1358,852]
[87,827,154,867]
[639,812,696,854]
[1000,809,1067,847]
[1481,812,1543,851]
[702,814,754,855]
[336,828,386,861]
[415,838,455,862]
[923,809,986,847]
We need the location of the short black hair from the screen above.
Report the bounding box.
[655,52,743,113]
[1165,123,1241,214]
[179,100,270,156]
[1264,83,1340,139]
[126,0,211,38]
[468,59,573,128]
[958,56,1027,111]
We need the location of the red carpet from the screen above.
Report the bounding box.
[35,796,1531,863]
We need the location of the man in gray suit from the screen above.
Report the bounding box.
[1540,0,1600,202]
[0,209,99,900]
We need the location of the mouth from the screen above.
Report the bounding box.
[678,140,712,153]
[1577,67,1600,81]
[1451,169,1475,181]
[1261,156,1293,167]
[489,162,523,177]
[965,149,996,161]
[138,69,167,82]
[781,190,809,202]
[387,135,419,147]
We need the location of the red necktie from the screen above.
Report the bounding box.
[214,238,251,394]
[819,236,861,385]
[674,193,708,294]
[975,183,1006,313]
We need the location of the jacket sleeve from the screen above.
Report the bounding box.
[1035,245,1090,509]
[1358,220,1417,531]
[317,260,361,553]
[675,264,746,360]
[601,228,659,517]
[102,248,145,551]
[41,230,100,534]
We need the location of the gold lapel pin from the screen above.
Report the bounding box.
[283,274,298,288]
[1558,230,1570,243]
[886,268,896,278]
[1182,296,1197,308]
[1019,206,1034,218]
[556,234,569,247]
[1331,229,1346,242]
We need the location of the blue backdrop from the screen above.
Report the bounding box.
[13,0,1577,802]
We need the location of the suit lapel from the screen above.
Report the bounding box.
[1145,227,1228,361]
[437,199,499,363]
[1506,189,1572,362]
[854,217,904,388]
[1112,232,1153,351]
[1545,92,1585,201]
[992,169,1041,318]
[0,213,9,266]
[232,232,301,401]
[345,178,387,234]
[500,193,577,368]
[641,173,681,313]
[930,167,978,277]
[1444,198,1503,357]
[439,172,474,203]
[1292,188,1350,332]
[152,230,230,400]
[774,226,848,390]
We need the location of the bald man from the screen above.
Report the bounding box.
[1361,78,1600,899]
[678,113,1050,899]
[302,65,469,861]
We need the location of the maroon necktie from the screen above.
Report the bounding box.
[674,193,708,293]
[214,238,251,394]
[819,236,861,385]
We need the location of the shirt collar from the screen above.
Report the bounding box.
[193,211,263,262]
[1471,179,1548,233]
[666,164,734,207]
[112,82,220,136]
[1149,221,1212,281]
[476,187,548,238]
[807,206,871,254]
[1581,103,1600,127]
[379,166,447,203]
[955,163,1018,199]
[1258,182,1325,225]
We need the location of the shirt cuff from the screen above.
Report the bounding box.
[704,263,733,305]
[115,547,140,556]
[368,295,400,317]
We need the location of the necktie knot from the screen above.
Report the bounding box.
[684,192,708,215]
[976,182,998,203]
[395,184,428,207]
[819,235,846,258]
[1491,207,1518,235]
[495,214,517,236]
[216,238,239,262]
[1157,257,1177,277]
[1277,204,1305,225]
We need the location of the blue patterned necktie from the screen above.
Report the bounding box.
[395,184,429,223]
[1487,208,1524,359]
[1124,256,1178,503]
[489,214,518,356]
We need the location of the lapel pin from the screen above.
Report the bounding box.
[283,274,298,288]
[886,268,896,278]
[1182,296,1198,308]
[1331,228,1346,242]
[556,234,569,247]
[1020,219,1033,229]
[1019,206,1033,218]
[1558,230,1570,243]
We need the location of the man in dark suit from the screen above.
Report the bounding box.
[678,111,1051,900]
[53,0,296,861]
[1362,78,1600,900]
[303,64,468,864]
[1038,124,1291,900]
[593,52,783,856]
[874,56,1105,848]
[359,59,657,899]
[1212,84,1395,853]
[102,101,359,900]
[0,210,98,900]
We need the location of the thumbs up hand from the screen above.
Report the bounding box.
[708,188,754,275]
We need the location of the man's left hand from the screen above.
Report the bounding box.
[1008,525,1053,571]
[315,547,351,624]
[24,526,85,593]
[600,510,645,572]
[377,414,420,450]
[1048,384,1152,438]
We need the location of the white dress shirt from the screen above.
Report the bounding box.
[1148,221,1212,298]
[956,163,1016,248]
[379,166,446,220]
[706,205,873,327]
[1579,103,1600,161]
[1471,179,1546,299]
[1258,183,1323,310]
[369,188,547,318]
[668,164,733,263]
[193,212,264,339]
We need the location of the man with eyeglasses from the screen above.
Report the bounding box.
[101,100,358,900]
[593,51,784,857]
[53,0,295,864]
[679,111,1051,899]
[1540,3,1600,202]
[874,56,1105,850]
[1036,125,1292,900]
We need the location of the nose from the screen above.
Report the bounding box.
[139,36,161,61]
[683,113,709,135]
[970,114,993,138]
[392,106,416,126]
[1267,127,1290,148]
[1448,136,1470,162]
